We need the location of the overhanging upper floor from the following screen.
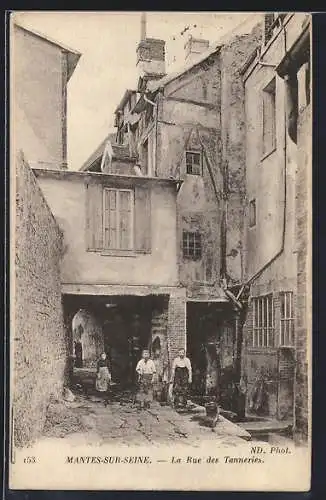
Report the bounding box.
[33,168,182,289]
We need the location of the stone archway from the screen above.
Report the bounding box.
[72,308,104,368]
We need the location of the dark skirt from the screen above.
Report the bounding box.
[173,366,189,399]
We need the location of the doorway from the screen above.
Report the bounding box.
[186,301,235,402]
[102,297,152,387]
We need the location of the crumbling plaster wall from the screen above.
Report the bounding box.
[220,29,262,284]
[156,60,222,291]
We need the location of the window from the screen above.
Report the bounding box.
[183,231,202,260]
[262,78,276,156]
[142,139,149,174]
[249,199,256,227]
[202,80,208,100]
[280,291,294,346]
[223,325,233,346]
[86,183,151,253]
[252,295,275,347]
[103,188,134,250]
[186,151,202,175]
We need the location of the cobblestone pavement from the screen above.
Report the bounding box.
[42,394,250,448]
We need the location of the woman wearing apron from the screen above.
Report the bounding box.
[170,348,192,408]
[96,352,112,401]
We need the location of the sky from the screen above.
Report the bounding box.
[13,11,263,171]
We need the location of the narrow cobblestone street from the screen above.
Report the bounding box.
[41,394,251,448]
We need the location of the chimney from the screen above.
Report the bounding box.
[136,38,166,78]
[140,12,146,41]
[184,36,209,63]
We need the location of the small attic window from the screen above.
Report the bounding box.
[202,80,208,100]
[186,151,202,175]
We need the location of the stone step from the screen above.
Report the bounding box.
[238,419,293,436]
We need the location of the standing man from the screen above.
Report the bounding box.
[170,348,192,408]
[135,349,156,409]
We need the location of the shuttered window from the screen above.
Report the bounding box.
[103,188,133,250]
[262,78,276,156]
[85,182,151,253]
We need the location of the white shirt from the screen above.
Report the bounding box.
[171,356,192,383]
[136,358,156,376]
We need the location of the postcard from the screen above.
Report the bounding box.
[9,11,312,491]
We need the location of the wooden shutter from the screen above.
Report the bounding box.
[85,182,103,251]
[134,184,151,252]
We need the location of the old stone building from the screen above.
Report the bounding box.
[80,22,261,406]
[240,13,311,440]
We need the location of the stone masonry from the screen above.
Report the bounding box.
[294,104,311,442]
[167,289,187,366]
[14,153,66,447]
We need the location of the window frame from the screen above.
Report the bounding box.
[261,77,277,159]
[279,291,295,347]
[185,150,202,176]
[182,231,202,261]
[142,139,149,174]
[252,294,275,348]
[102,187,134,252]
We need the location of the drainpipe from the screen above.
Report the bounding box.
[234,311,242,383]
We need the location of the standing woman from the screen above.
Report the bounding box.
[170,348,192,408]
[96,352,112,402]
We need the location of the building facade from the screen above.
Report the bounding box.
[12,23,81,170]
[33,167,184,387]
[12,14,311,449]
[241,13,311,439]
[81,25,261,406]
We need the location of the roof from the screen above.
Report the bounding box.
[147,15,262,94]
[33,167,182,186]
[80,133,137,172]
[114,89,137,114]
[14,22,82,80]
[147,42,222,93]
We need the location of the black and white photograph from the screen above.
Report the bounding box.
[9,11,311,491]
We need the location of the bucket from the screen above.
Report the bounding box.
[205,402,219,419]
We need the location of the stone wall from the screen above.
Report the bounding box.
[167,289,187,365]
[13,153,66,447]
[294,104,311,441]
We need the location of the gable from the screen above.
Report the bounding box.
[164,57,220,105]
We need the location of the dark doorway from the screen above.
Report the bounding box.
[102,297,152,387]
[186,302,235,403]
